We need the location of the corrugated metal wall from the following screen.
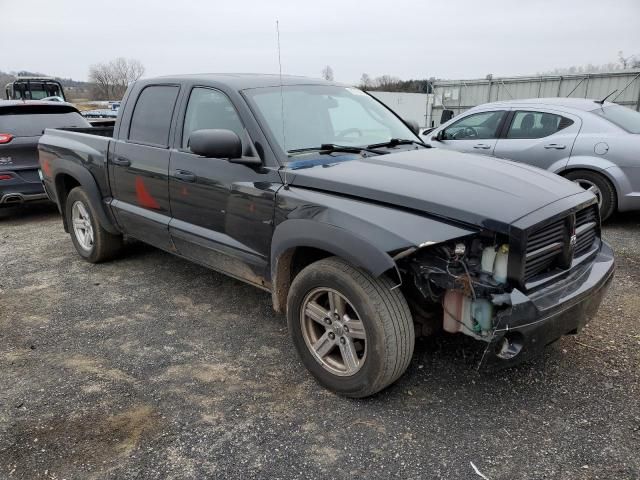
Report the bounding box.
[428,70,640,127]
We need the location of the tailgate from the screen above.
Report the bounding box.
[0,136,40,172]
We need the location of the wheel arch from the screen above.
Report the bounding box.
[557,158,624,207]
[53,166,120,235]
[270,219,399,313]
[54,173,80,232]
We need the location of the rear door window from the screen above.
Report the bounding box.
[506,111,574,139]
[128,85,180,147]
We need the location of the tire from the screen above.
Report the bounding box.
[564,170,616,221]
[287,257,414,398]
[65,187,123,263]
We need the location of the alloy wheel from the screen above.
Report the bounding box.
[573,179,603,209]
[300,287,367,377]
[71,201,94,251]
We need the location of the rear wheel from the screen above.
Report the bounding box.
[66,187,123,263]
[564,170,616,221]
[287,257,414,398]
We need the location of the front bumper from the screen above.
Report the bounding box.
[480,241,615,369]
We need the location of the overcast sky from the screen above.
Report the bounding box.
[2,0,639,83]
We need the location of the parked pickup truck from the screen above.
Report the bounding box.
[39,74,615,397]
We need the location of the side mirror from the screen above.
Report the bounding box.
[405,119,420,135]
[421,127,435,136]
[189,129,242,159]
[433,130,445,142]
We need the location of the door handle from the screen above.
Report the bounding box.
[473,144,491,149]
[174,170,196,182]
[544,144,566,150]
[112,156,131,166]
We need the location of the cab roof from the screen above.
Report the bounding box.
[147,73,339,90]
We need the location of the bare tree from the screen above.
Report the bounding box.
[321,65,334,81]
[616,51,640,69]
[618,51,632,69]
[89,57,145,100]
[359,73,372,89]
[374,75,402,90]
[88,63,114,100]
[540,61,624,76]
[111,57,145,97]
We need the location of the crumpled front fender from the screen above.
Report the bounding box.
[270,186,477,311]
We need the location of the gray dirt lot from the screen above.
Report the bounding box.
[0,203,638,480]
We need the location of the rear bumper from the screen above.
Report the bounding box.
[480,241,615,368]
[0,169,47,205]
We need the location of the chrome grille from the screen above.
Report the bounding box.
[524,218,565,280]
[575,206,598,256]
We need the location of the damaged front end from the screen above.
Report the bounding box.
[396,231,615,369]
[400,233,512,340]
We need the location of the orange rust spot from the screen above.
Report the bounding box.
[181,186,188,196]
[41,158,52,177]
[135,177,160,209]
[39,152,54,178]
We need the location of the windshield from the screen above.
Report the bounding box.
[591,105,640,134]
[243,85,419,156]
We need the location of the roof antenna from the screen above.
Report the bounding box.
[595,89,617,105]
[276,20,289,189]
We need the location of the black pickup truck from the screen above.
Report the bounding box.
[39,74,614,397]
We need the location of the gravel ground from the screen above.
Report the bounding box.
[1,203,639,480]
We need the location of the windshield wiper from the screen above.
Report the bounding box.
[367,138,432,149]
[287,143,383,156]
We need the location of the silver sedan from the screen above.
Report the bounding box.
[424,98,640,220]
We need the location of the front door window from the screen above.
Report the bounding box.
[442,111,506,140]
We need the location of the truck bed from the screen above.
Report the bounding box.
[39,126,115,206]
[56,126,114,137]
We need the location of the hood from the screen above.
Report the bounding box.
[288,148,586,231]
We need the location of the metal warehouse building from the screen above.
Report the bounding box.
[370,70,640,128]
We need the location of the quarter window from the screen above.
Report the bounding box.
[506,111,574,139]
[128,85,180,147]
[442,111,506,140]
[182,88,245,150]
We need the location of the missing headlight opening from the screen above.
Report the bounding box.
[401,236,512,341]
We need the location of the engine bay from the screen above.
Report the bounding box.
[401,235,514,341]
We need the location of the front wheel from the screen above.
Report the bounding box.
[287,257,414,398]
[66,187,123,263]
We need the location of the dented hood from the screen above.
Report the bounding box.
[288,148,586,230]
